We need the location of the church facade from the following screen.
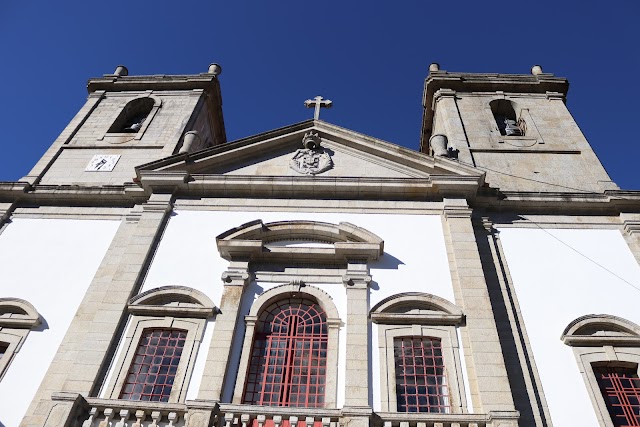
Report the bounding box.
[1,63,639,427]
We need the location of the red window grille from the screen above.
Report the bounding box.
[594,366,640,427]
[394,336,450,413]
[243,297,327,408]
[120,329,187,402]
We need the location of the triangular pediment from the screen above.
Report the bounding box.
[135,120,484,199]
[138,120,482,179]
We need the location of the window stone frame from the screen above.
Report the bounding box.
[102,286,216,403]
[562,314,640,427]
[0,298,41,381]
[232,283,341,408]
[100,95,162,142]
[371,293,468,413]
[214,218,384,408]
[485,96,543,145]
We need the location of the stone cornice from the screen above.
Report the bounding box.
[137,172,482,201]
[473,189,640,215]
[0,182,147,207]
[87,73,221,93]
[1,178,639,216]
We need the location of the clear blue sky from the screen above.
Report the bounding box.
[1,1,638,189]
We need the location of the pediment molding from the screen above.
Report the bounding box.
[134,120,484,200]
[370,292,464,326]
[216,219,384,263]
[0,298,41,328]
[561,314,640,347]
[128,286,217,318]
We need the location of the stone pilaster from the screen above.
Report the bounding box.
[22,91,105,185]
[198,263,252,402]
[184,400,218,427]
[0,182,31,232]
[43,393,86,427]
[342,261,372,409]
[441,199,518,416]
[487,410,521,427]
[432,89,473,165]
[21,193,174,427]
[478,217,549,426]
[0,201,15,233]
[620,213,640,266]
[340,406,372,427]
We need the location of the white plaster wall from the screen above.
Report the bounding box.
[138,210,456,408]
[0,218,120,427]
[498,228,640,427]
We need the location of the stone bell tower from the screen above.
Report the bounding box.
[23,63,226,186]
[420,64,617,193]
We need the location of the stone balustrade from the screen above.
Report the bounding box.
[81,398,188,427]
[216,404,342,427]
[67,396,517,427]
[374,410,519,427]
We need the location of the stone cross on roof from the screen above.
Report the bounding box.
[304,96,332,120]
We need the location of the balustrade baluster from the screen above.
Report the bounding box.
[98,408,114,427]
[241,413,250,427]
[82,407,98,427]
[132,410,146,427]
[115,409,130,427]
[273,415,282,427]
[168,412,178,426]
[224,412,235,427]
[149,410,161,427]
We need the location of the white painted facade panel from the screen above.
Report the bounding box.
[137,209,456,407]
[498,228,640,427]
[0,218,120,427]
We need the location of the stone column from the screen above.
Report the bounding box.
[342,261,372,411]
[441,198,518,416]
[198,262,251,402]
[21,193,174,427]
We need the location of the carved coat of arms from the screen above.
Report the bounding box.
[289,132,333,175]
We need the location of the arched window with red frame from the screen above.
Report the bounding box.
[594,365,640,427]
[242,297,328,408]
